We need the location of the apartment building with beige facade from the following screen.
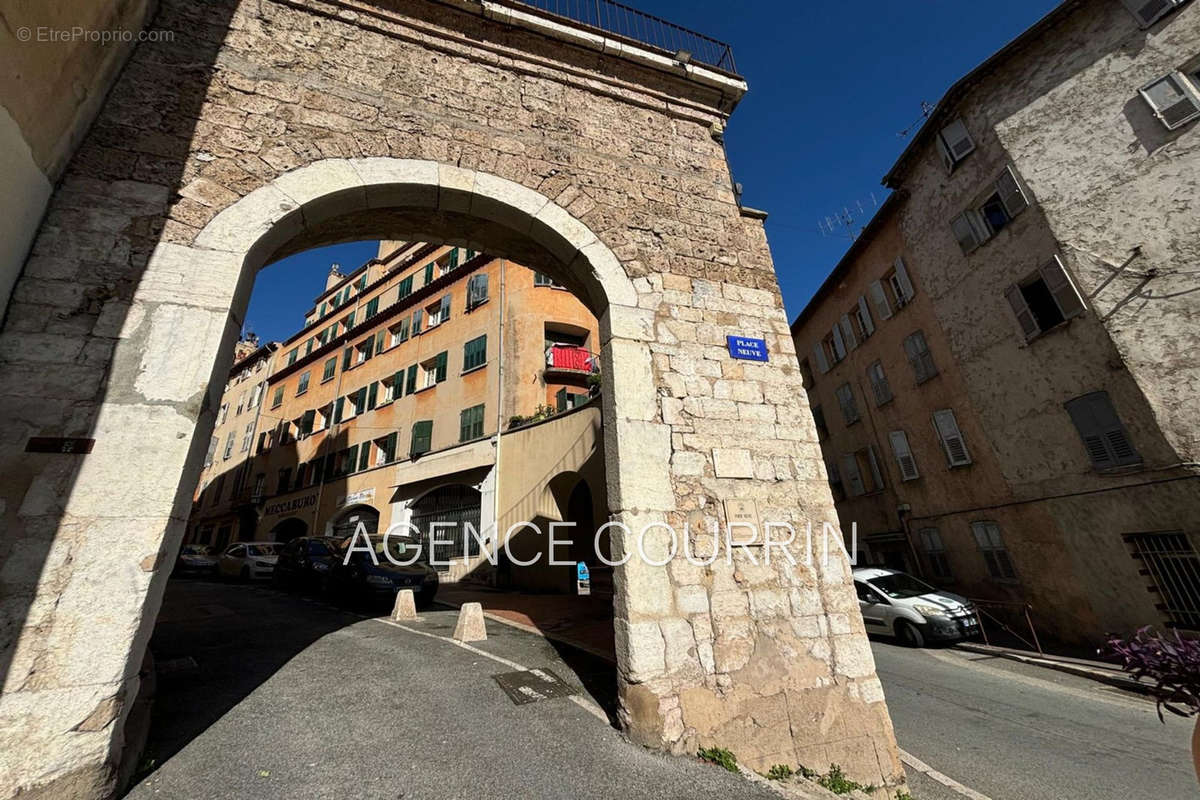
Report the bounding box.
[188,241,605,589]
[794,0,1200,646]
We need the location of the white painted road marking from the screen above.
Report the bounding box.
[900,749,994,800]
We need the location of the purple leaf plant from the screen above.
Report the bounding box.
[1105,627,1200,722]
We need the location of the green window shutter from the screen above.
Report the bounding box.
[393,370,405,399]
[465,249,475,261]
[310,456,323,484]
[346,311,355,328]
[342,347,353,370]
[412,308,423,335]
[323,357,337,381]
[365,297,379,318]
[344,445,358,475]
[411,420,433,457]
[440,294,451,322]
[358,443,371,471]
[460,408,471,442]
[343,286,352,304]
[435,351,448,382]
[358,274,368,291]
[405,364,418,394]
[363,336,374,360]
[368,381,378,410]
[323,454,336,482]
[399,317,410,343]
[334,397,345,423]
[399,276,412,298]
[383,432,397,462]
[449,249,459,269]
[272,386,284,407]
[320,302,327,317]
[424,263,434,285]
[376,330,387,352]
[460,404,484,442]
[556,387,568,412]
[463,335,487,371]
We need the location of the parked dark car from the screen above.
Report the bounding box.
[327,536,439,608]
[271,537,343,590]
[174,544,218,576]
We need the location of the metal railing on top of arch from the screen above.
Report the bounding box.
[501,0,737,74]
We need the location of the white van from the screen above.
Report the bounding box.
[852,567,980,647]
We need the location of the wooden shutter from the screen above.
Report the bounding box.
[868,280,893,319]
[1140,72,1200,129]
[811,342,830,374]
[440,294,451,323]
[888,430,920,481]
[424,263,434,285]
[412,308,423,334]
[1039,256,1085,321]
[362,336,374,360]
[342,347,353,369]
[448,248,459,269]
[893,257,915,301]
[367,381,378,410]
[358,443,371,472]
[950,212,980,253]
[405,364,417,394]
[393,370,405,399]
[830,325,846,360]
[939,118,975,165]
[1064,391,1141,469]
[865,446,884,491]
[932,409,971,466]
[935,131,955,172]
[997,167,1029,217]
[344,444,359,475]
[839,314,858,350]
[857,296,875,335]
[1004,285,1040,340]
[334,397,345,424]
[411,420,433,456]
[435,351,448,382]
[840,453,866,497]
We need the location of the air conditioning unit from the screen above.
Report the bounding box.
[1122,0,1186,28]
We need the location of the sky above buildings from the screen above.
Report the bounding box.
[245,0,1061,343]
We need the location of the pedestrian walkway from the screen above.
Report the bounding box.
[436,583,616,662]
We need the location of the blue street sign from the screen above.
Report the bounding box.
[726,335,769,362]
[576,562,590,581]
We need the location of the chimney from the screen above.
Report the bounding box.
[325,262,344,291]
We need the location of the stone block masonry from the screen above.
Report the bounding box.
[0,0,904,797]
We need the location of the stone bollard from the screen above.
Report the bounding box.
[391,589,418,621]
[452,602,487,642]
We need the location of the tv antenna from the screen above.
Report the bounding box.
[898,100,935,138]
[816,192,881,241]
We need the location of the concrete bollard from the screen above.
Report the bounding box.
[391,589,418,621]
[452,602,487,642]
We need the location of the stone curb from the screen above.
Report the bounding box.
[954,642,1154,696]
[431,598,619,664]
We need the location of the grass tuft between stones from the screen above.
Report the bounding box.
[697,746,738,773]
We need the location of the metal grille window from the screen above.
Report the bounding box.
[919,528,952,579]
[903,331,938,384]
[1126,531,1200,630]
[835,382,860,425]
[971,521,1017,581]
[463,335,488,371]
[410,485,483,567]
[460,404,486,442]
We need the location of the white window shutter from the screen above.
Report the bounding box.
[812,342,830,374]
[997,167,1029,217]
[1140,72,1200,129]
[888,430,920,481]
[1123,0,1180,29]
[857,296,875,335]
[940,118,975,162]
[868,280,893,320]
[839,314,858,350]
[935,133,955,172]
[933,409,971,467]
[893,257,915,301]
[950,213,980,253]
[866,445,884,490]
[830,325,847,360]
[1039,255,1086,321]
[841,453,866,497]
[1004,284,1040,340]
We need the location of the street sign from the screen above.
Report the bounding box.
[576,561,591,596]
[726,335,768,362]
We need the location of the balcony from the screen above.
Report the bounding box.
[545,344,599,384]
[502,0,737,73]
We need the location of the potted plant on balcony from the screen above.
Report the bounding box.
[1106,627,1200,782]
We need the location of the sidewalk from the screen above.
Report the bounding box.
[954,641,1151,695]
[436,584,616,662]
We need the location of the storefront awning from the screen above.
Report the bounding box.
[390,438,495,488]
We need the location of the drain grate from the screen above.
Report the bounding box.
[492,668,577,705]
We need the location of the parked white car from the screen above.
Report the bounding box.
[218,542,280,580]
[852,567,979,647]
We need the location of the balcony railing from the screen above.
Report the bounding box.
[545,344,599,374]
[503,0,737,73]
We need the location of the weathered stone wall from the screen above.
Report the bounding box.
[0,0,902,796]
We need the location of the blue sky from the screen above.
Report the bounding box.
[245,0,1061,343]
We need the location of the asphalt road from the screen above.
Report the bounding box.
[871,640,1197,800]
[128,579,776,800]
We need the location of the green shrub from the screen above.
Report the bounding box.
[766,764,794,781]
[817,764,868,795]
[697,746,738,773]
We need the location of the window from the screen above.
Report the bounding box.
[411,420,433,457]
[342,346,354,370]
[555,387,589,411]
[840,447,883,497]
[888,430,919,481]
[811,405,829,441]
[412,308,423,336]
[240,422,254,452]
[286,349,298,366]
[853,296,875,341]
[463,335,487,371]
[235,394,245,416]
[971,522,1017,580]
[425,294,451,328]
[223,432,235,460]
[296,371,310,396]
[1123,0,1188,29]
[405,364,418,395]
[460,404,485,442]
[397,274,414,299]
[358,442,372,472]
[364,297,379,318]
[358,273,368,291]
[836,313,858,352]
[466,273,489,310]
[903,331,938,384]
[375,432,398,466]
[314,403,332,432]
[354,336,374,366]
[380,374,398,405]
[834,382,860,425]
[1142,70,1200,130]
[885,257,915,308]
[1064,391,1141,470]
[867,279,893,322]
[249,382,263,409]
[322,357,337,382]
[1124,531,1200,629]
[950,166,1030,253]
[218,403,229,424]
[825,327,847,363]
[211,475,225,505]
[1005,256,1087,341]
[932,409,972,467]
[866,361,892,406]
[204,436,217,467]
[343,311,355,330]
[277,467,292,495]
[297,410,315,439]
[389,318,410,348]
[423,262,435,286]
[919,528,952,580]
[810,341,831,374]
[935,117,975,170]
[825,458,845,501]
[420,352,448,389]
[534,272,562,287]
